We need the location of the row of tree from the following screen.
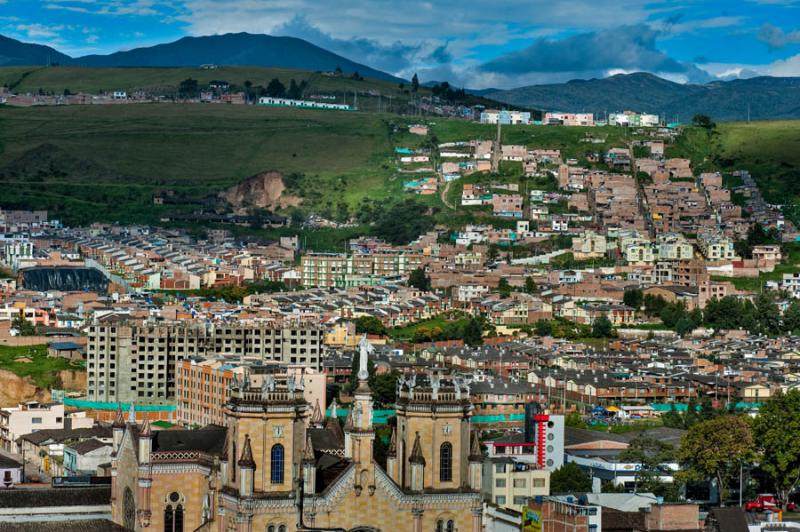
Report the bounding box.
[625,288,800,337]
[553,391,800,508]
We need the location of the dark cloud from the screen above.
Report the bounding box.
[480,24,685,75]
[274,15,422,73]
[758,23,800,51]
[427,43,452,64]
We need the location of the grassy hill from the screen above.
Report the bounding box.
[667,121,800,203]
[0,65,429,112]
[0,104,398,224]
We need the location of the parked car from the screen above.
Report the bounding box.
[745,494,797,512]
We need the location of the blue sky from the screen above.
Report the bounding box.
[3,0,800,88]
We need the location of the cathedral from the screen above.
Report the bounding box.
[111,340,484,532]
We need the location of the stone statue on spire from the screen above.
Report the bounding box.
[357,334,373,382]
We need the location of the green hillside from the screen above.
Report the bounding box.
[0,65,504,114]
[667,121,800,202]
[0,104,398,224]
[0,65,427,112]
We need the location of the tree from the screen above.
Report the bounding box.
[752,390,800,510]
[565,412,587,429]
[677,416,753,505]
[534,319,553,337]
[463,317,484,347]
[11,315,35,336]
[411,73,419,92]
[243,79,253,103]
[487,244,499,261]
[644,294,667,316]
[372,370,400,406]
[754,292,781,335]
[550,462,592,493]
[178,78,199,99]
[408,267,431,291]
[660,301,687,329]
[266,78,286,97]
[287,79,302,99]
[623,288,644,310]
[354,316,387,336]
[620,436,680,500]
[592,316,614,338]
[692,114,716,130]
[784,300,800,334]
[525,276,536,294]
[497,278,512,298]
[373,200,434,245]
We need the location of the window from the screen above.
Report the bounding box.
[513,496,527,505]
[439,443,453,482]
[495,496,506,505]
[495,463,506,474]
[495,478,506,488]
[436,521,444,532]
[271,444,284,484]
[446,521,455,532]
[513,478,526,488]
[533,478,546,488]
[31,417,42,424]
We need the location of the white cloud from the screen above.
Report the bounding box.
[16,23,65,38]
[764,53,800,75]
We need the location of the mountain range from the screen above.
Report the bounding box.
[0,32,403,82]
[486,73,800,122]
[3,32,800,121]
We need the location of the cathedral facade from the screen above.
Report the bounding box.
[111,345,483,532]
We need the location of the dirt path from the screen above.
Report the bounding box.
[440,178,456,210]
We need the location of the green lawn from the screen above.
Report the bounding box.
[0,344,84,389]
[388,313,471,340]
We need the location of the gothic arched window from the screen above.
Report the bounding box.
[271,444,285,484]
[123,487,135,532]
[164,492,184,532]
[439,442,453,482]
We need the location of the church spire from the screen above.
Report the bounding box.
[139,417,152,438]
[303,434,315,463]
[468,431,482,462]
[387,427,397,457]
[113,403,125,428]
[409,432,425,465]
[238,435,255,469]
[311,399,324,426]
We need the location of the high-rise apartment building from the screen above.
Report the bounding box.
[86,318,325,403]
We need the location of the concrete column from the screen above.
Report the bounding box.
[412,508,424,532]
[236,513,253,532]
[472,507,483,532]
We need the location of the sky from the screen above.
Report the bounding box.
[3,0,800,89]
